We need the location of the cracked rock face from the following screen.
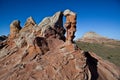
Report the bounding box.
[0,9,120,80]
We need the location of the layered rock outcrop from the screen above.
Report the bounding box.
[0,10,120,80]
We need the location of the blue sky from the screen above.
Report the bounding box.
[0,0,120,40]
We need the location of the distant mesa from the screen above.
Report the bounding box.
[77,31,120,44]
[82,31,107,39]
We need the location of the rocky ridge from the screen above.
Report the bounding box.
[0,10,120,80]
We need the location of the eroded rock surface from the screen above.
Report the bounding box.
[0,10,120,80]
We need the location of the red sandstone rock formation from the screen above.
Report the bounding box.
[64,9,76,43]
[0,10,120,80]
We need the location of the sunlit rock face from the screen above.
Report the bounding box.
[0,10,120,80]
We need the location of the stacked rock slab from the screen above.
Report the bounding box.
[0,9,120,80]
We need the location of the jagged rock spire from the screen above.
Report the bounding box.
[63,9,77,43]
[24,16,36,27]
[9,20,21,38]
[19,16,37,33]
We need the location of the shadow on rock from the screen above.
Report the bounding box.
[34,37,49,54]
[84,51,99,80]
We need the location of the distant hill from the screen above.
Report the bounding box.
[77,31,120,47]
[81,31,106,39]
